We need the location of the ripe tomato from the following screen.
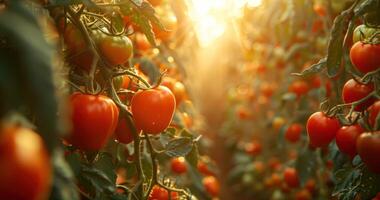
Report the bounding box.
[372,192,380,200]
[336,125,364,159]
[306,112,340,147]
[135,33,152,52]
[305,179,316,194]
[149,185,178,200]
[368,101,380,128]
[114,117,134,144]
[197,161,214,176]
[152,14,177,42]
[268,157,282,171]
[203,176,220,197]
[289,80,310,98]
[295,189,312,200]
[170,157,187,174]
[253,161,265,174]
[245,140,262,156]
[312,19,323,33]
[161,77,186,105]
[285,123,303,143]
[96,32,133,66]
[270,173,282,187]
[283,167,300,188]
[342,79,375,111]
[131,86,176,134]
[313,3,326,17]
[63,23,94,71]
[0,125,51,200]
[356,132,380,173]
[353,25,377,43]
[69,93,119,151]
[260,82,275,97]
[236,106,251,120]
[350,41,380,74]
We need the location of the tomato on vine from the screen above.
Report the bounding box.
[202,176,220,197]
[114,117,134,144]
[0,125,51,200]
[356,132,380,173]
[149,185,178,200]
[289,80,309,98]
[342,79,375,111]
[171,157,187,174]
[353,25,377,43]
[131,86,176,134]
[283,167,300,188]
[96,32,133,66]
[335,125,363,159]
[350,41,380,74]
[285,123,303,143]
[368,101,380,128]
[306,112,340,147]
[68,93,119,151]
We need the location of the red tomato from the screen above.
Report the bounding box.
[285,123,303,143]
[149,185,178,200]
[115,117,134,144]
[289,80,310,97]
[372,192,380,200]
[336,125,364,159]
[305,179,316,194]
[152,14,177,42]
[306,112,340,147]
[357,132,380,173]
[313,4,326,17]
[268,157,281,171]
[170,157,187,174]
[69,93,119,151]
[312,19,323,33]
[131,86,176,134]
[368,101,380,128]
[342,79,375,111]
[203,176,220,197]
[260,83,275,97]
[350,41,380,74]
[245,140,262,156]
[283,167,300,188]
[197,161,214,176]
[0,125,51,200]
[295,189,312,200]
[96,32,133,66]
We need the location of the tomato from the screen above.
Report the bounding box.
[114,117,134,144]
[350,41,380,74]
[63,23,94,71]
[313,4,326,17]
[268,157,281,171]
[236,106,251,120]
[135,33,152,52]
[149,185,178,200]
[283,167,299,188]
[152,14,177,42]
[312,19,323,33]
[253,161,265,174]
[0,125,51,200]
[96,32,133,66]
[69,93,119,151]
[260,82,275,97]
[197,161,214,176]
[295,189,312,200]
[369,101,380,128]
[170,157,187,174]
[245,140,262,156]
[131,86,176,134]
[342,79,375,111]
[113,76,124,91]
[273,117,286,131]
[305,179,316,194]
[356,132,380,173]
[202,176,220,197]
[372,192,380,200]
[306,112,340,147]
[270,173,282,187]
[289,80,310,98]
[161,77,186,105]
[353,24,378,43]
[336,125,364,159]
[285,123,303,143]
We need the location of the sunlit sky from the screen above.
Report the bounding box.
[188,0,262,47]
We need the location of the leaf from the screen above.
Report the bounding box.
[131,11,156,46]
[326,11,351,77]
[49,150,79,200]
[80,164,116,195]
[93,152,117,184]
[292,58,327,77]
[295,147,317,186]
[165,137,193,157]
[185,143,199,168]
[354,0,380,17]
[0,1,60,152]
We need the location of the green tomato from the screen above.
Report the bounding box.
[353,24,378,43]
[113,76,124,91]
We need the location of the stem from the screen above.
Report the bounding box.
[114,70,151,88]
[143,132,158,199]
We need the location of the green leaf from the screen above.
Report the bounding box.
[80,164,116,195]
[165,137,193,157]
[292,58,326,77]
[354,0,380,17]
[49,150,79,200]
[93,152,117,184]
[185,144,199,168]
[326,11,351,77]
